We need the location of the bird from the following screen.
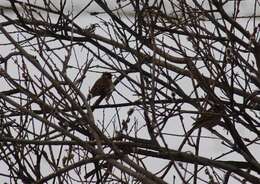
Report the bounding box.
[191,105,223,130]
[87,72,113,101]
[178,105,223,151]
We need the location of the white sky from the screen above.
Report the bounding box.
[0,1,259,183]
[0,0,259,17]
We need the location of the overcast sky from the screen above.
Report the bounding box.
[0,1,259,183]
[0,0,259,17]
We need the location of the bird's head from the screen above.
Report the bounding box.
[102,72,112,79]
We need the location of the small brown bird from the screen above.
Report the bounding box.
[178,105,223,151]
[192,105,223,130]
[87,72,113,101]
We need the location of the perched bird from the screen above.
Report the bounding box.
[191,105,223,130]
[178,105,223,151]
[87,72,113,101]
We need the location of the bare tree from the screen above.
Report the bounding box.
[0,0,260,183]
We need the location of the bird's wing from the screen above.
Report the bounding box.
[91,78,111,95]
[90,78,103,96]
